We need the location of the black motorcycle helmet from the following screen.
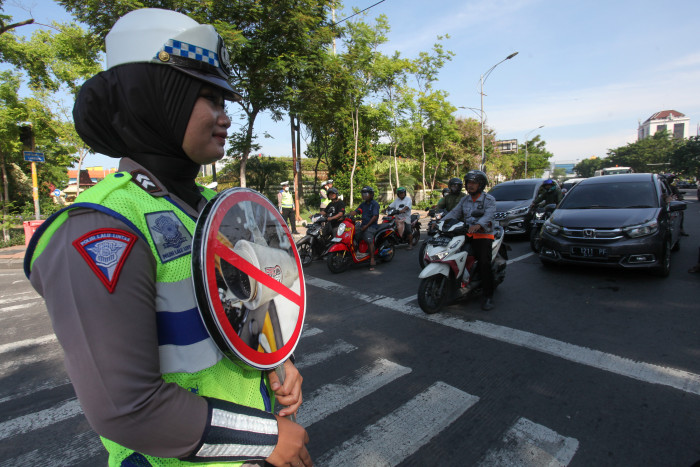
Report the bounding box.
[327,187,339,198]
[361,186,374,199]
[464,170,488,193]
[442,187,450,197]
[448,177,463,195]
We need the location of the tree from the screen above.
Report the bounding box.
[574,157,605,178]
[606,130,680,173]
[670,136,700,179]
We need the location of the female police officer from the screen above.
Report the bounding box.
[24,9,310,466]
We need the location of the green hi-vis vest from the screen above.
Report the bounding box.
[280,190,293,209]
[26,172,273,466]
[319,188,329,209]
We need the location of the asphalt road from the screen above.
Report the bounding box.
[1,191,699,466]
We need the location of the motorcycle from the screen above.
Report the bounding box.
[382,205,421,247]
[295,213,329,267]
[418,208,447,268]
[325,215,396,273]
[417,219,509,314]
[529,203,557,253]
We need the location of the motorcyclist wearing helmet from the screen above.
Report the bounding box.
[349,186,380,269]
[442,187,450,197]
[436,177,466,212]
[442,170,497,310]
[320,187,345,238]
[531,179,563,208]
[387,187,413,249]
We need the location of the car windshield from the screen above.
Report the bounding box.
[559,181,658,209]
[488,183,538,201]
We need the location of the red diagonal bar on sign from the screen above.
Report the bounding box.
[213,239,303,307]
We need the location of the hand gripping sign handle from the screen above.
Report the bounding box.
[257,333,296,422]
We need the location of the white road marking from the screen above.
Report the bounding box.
[0,334,56,355]
[295,339,357,369]
[478,417,579,467]
[4,429,104,466]
[0,377,71,405]
[507,252,534,264]
[317,381,479,466]
[0,399,82,440]
[298,358,411,427]
[301,326,323,338]
[306,276,700,396]
[0,292,41,304]
[0,302,42,314]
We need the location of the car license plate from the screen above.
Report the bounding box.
[571,246,608,258]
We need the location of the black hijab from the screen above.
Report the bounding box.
[73,63,204,210]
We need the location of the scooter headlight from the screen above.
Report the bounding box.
[508,206,530,216]
[430,250,449,261]
[336,223,346,236]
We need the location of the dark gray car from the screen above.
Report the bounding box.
[489,179,544,235]
[538,173,686,276]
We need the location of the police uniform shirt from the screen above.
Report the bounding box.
[442,192,497,233]
[29,159,222,458]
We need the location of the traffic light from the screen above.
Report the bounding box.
[19,124,34,150]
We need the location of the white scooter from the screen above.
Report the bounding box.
[417,218,508,314]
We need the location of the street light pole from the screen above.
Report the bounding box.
[480,52,518,171]
[524,125,544,178]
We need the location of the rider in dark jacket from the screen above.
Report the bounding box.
[531,179,563,207]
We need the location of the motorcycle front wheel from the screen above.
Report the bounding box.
[326,251,351,273]
[296,239,313,267]
[529,225,542,253]
[417,241,428,269]
[417,275,452,314]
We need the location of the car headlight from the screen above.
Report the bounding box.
[337,223,346,236]
[543,220,561,235]
[623,219,658,238]
[508,206,530,216]
[430,250,449,261]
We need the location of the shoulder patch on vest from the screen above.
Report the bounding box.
[72,229,138,293]
[130,170,159,193]
[145,211,192,263]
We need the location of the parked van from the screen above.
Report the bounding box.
[594,167,634,176]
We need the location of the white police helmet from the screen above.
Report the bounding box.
[106,8,241,101]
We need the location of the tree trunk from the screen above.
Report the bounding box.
[393,143,400,188]
[349,106,360,207]
[430,149,444,191]
[421,136,427,191]
[0,150,10,242]
[239,109,260,188]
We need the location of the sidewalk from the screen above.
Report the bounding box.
[0,244,27,270]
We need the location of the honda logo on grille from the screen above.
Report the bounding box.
[583,229,595,238]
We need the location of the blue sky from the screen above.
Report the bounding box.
[5,0,700,169]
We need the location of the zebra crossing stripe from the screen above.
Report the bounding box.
[0,292,41,304]
[0,302,41,314]
[297,358,411,427]
[316,381,479,466]
[295,339,357,369]
[0,399,82,440]
[4,429,104,466]
[478,417,579,466]
[301,326,323,338]
[305,276,700,396]
[0,334,56,355]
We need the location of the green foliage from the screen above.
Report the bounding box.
[606,130,680,173]
[574,158,605,178]
[670,136,700,178]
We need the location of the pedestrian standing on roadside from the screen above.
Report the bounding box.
[24,8,310,466]
[279,181,298,234]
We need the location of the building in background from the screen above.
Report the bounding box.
[638,110,690,140]
[63,167,118,202]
